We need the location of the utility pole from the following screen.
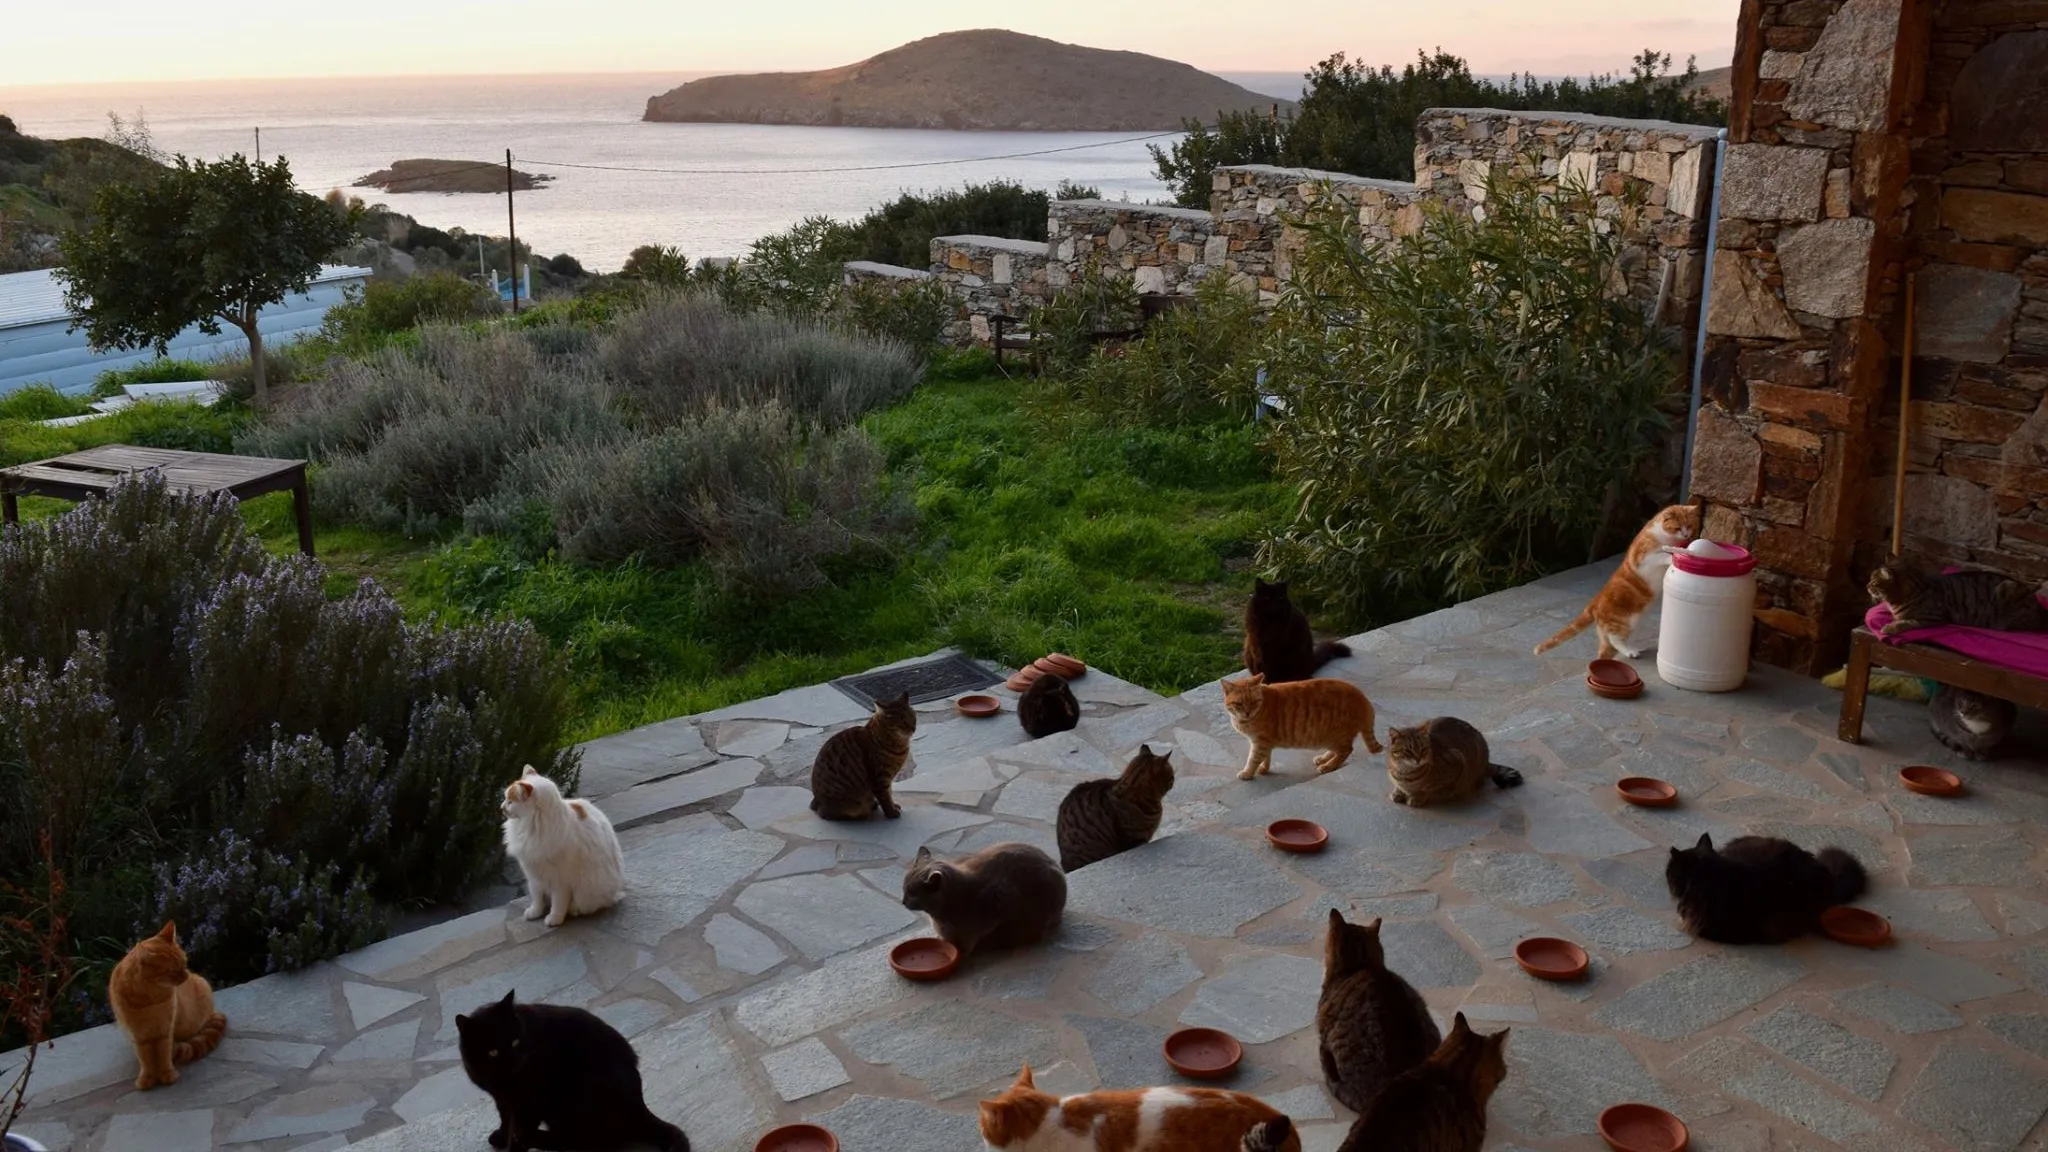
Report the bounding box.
[254,127,261,162]
[505,149,520,315]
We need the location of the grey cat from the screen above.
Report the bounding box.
[1055,745,1174,872]
[809,691,915,820]
[902,842,1066,958]
[1930,684,2017,760]
[1384,717,1523,808]
[1869,559,2048,634]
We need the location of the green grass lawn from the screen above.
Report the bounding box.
[3,377,1287,744]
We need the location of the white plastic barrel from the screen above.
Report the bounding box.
[1657,540,1758,692]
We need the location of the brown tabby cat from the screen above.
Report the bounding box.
[1055,745,1176,872]
[809,690,915,820]
[1334,1014,1510,1152]
[1533,503,1701,659]
[1018,672,1082,739]
[1243,578,1351,683]
[1385,718,1523,807]
[902,842,1066,958]
[108,922,228,1090]
[1316,911,1440,1115]
[1868,559,2048,634]
[1222,674,1383,782]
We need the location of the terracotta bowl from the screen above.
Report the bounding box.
[1587,675,1646,701]
[888,937,961,982]
[1162,1027,1243,1079]
[1598,1103,1689,1152]
[1588,658,1643,689]
[755,1124,839,1152]
[1615,776,1679,808]
[1042,652,1088,678]
[1265,819,1330,853]
[1032,656,1083,680]
[955,694,1000,718]
[1820,906,1892,947]
[1005,667,1045,693]
[1514,936,1590,981]
[1899,765,1964,798]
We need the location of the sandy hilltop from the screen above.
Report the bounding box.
[643,29,1294,132]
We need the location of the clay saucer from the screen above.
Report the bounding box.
[888,937,961,982]
[1266,819,1329,853]
[1899,765,1963,798]
[755,1124,839,1152]
[1587,659,1645,700]
[1615,777,1679,808]
[1005,667,1045,693]
[1598,1103,1689,1152]
[1163,1027,1243,1079]
[1820,906,1892,947]
[1514,937,1590,981]
[956,694,1000,718]
[1032,656,1082,680]
[1042,652,1087,678]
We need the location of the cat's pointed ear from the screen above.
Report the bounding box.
[1449,1011,1473,1038]
[913,846,933,867]
[156,922,177,943]
[1253,577,1268,591]
[1695,833,1714,852]
[1365,916,1384,937]
[522,765,538,778]
[1248,673,1266,685]
[1273,580,1288,595]
[498,989,516,1008]
[1327,907,1347,931]
[894,691,911,707]
[1138,744,1153,757]
[1015,1063,1035,1088]
[454,1013,470,1034]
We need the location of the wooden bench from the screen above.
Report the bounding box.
[1837,625,2048,742]
[0,444,316,556]
[985,294,1199,376]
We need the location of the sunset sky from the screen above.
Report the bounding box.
[11,0,1738,87]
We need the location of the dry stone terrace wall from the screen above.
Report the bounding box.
[1044,198,1218,296]
[926,234,1051,342]
[1208,165,1423,301]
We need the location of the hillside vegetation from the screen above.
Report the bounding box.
[0,113,164,272]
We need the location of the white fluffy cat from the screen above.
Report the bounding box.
[501,765,625,927]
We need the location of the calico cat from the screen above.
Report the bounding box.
[1930,684,2017,760]
[979,1064,1301,1152]
[108,922,228,1090]
[1243,578,1352,683]
[1868,559,2048,634]
[1222,674,1384,782]
[1665,833,1867,944]
[1533,503,1701,659]
[1019,672,1082,739]
[810,690,916,820]
[1316,911,1441,1115]
[1385,718,1523,808]
[502,765,626,928]
[457,990,689,1152]
[1056,745,1175,872]
[902,842,1065,958]
[1334,1014,1510,1152]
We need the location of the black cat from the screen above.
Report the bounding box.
[1017,672,1081,739]
[457,991,690,1152]
[1665,834,1866,944]
[1243,578,1350,683]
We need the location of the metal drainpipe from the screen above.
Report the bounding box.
[1680,128,1731,503]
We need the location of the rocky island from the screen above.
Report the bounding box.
[354,159,552,194]
[643,29,1292,131]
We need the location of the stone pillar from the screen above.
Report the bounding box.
[1692,0,1930,673]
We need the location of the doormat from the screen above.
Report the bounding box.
[831,653,1001,709]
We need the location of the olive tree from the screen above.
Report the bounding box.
[57,154,356,402]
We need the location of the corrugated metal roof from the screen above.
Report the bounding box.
[0,265,372,332]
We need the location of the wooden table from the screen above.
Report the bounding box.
[0,445,315,556]
[1838,625,2048,742]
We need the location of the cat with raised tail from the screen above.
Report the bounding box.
[458,990,690,1152]
[979,1064,1301,1152]
[108,922,228,1090]
[1244,578,1351,683]
[1666,833,1867,944]
[1533,503,1700,659]
[502,765,626,928]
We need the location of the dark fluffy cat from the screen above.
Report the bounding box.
[1244,578,1351,683]
[1055,745,1175,872]
[457,990,689,1152]
[1869,559,2048,634]
[902,842,1065,958]
[809,691,915,820]
[1316,910,1440,1115]
[1017,673,1081,739]
[1334,1013,1510,1152]
[1665,833,1867,944]
[1930,684,2017,760]
[1385,717,1523,808]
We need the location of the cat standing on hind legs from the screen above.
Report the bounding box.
[1533,503,1700,660]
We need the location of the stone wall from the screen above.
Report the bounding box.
[1208,166,1423,301]
[927,234,1051,343]
[841,260,933,288]
[1044,199,1218,295]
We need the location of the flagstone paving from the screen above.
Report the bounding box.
[9,561,2048,1152]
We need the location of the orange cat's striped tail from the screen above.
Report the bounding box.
[175,1013,227,1063]
[1532,607,1594,655]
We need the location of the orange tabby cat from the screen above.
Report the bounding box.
[1533,503,1700,660]
[108,922,227,1090]
[1222,674,1384,781]
[980,1064,1302,1152]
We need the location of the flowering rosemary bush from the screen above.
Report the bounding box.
[0,475,575,993]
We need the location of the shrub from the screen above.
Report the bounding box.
[0,476,574,990]
[620,244,697,288]
[837,277,951,352]
[1030,266,1139,378]
[90,357,216,399]
[1050,274,1264,427]
[1258,170,1674,622]
[317,272,498,355]
[0,384,89,421]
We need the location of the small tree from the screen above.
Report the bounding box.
[57,154,358,402]
[0,834,73,1137]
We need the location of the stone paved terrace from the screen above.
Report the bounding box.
[9,561,2048,1152]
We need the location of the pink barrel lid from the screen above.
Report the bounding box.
[1671,541,1756,577]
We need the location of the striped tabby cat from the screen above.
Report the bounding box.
[1334,1014,1510,1152]
[1055,745,1175,872]
[809,691,915,820]
[1868,559,2048,634]
[1930,684,2016,760]
[1316,911,1440,1115]
[1385,718,1523,808]
[1222,674,1383,781]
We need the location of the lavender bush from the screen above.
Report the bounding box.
[0,475,575,990]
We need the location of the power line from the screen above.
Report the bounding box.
[516,124,1198,176]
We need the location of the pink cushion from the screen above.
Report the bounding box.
[1866,600,2048,680]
